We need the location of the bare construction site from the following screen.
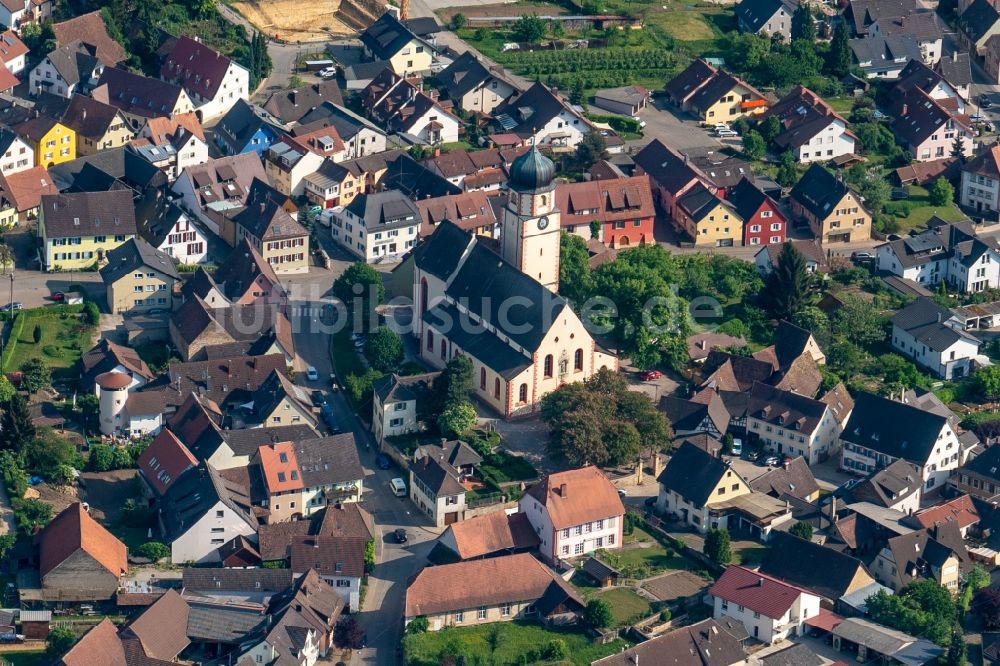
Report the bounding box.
[231,0,386,42]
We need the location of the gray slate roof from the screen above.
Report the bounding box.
[840,392,948,466]
[99,237,179,283]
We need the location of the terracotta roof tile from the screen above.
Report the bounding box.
[61,618,127,666]
[53,11,126,66]
[446,511,541,559]
[709,565,812,619]
[122,588,190,660]
[911,494,979,530]
[523,466,624,530]
[39,502,127,580]
[137,429,197,496]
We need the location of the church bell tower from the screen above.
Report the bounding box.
[500,146,561,293]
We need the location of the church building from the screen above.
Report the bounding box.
[412,148,617,418]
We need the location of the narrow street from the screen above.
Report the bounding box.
[283,265,440,666]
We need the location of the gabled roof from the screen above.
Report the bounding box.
[677,181,734,224]
[136,429,197,496]
[39,502,127,579]
[492,82,581,139]
[688,69,764,116]
[909,494,979,531]
[847,0,918,33]
[964,144,1000,179]
[747,382,828,434]
[81,337,154,388]
[160,462,256,542]
[41,188,136,239]
[886,529,957,585]
[263,81,344,124]
[635,139,708,195]
[665,58,717,105]
[345,189,420,232]
[657,441,739,507]
[762,85,853,150]
[233,184,307,242]
[0,166,56,213]
[750,457,821,501]
[416,190,498,237]
[360,12,422,60]
[658,394,730,435]
[555,175,655,226]
[214,98,278,151]
[442,511,541,560]
[161,36,239,101]
[61,95,127,140]
[52,11,126,65]
[174,151,267,212]
[936,52,972,87]
[438,51,517,101]
[212,236,283,302]
[97,67,187,120]
[759,532,872,601]
[727,177,781,221]
[790,164,863,222]
[959,0,1000,43]
[841,392,949,466]
[891,296,979,352]
[121,589,190,661]
[710,565,812,619]
[846,458,923,508]
[411,454,465,497]
[524,466,624,529]
[594,618,747,666]
[42,40,100,89]
[405,553,583,617]
[100,237,180,284]
[0,30,27,65]
[735,0,797,33]
[958,443,1000,482]
[890,85,967,149]
[61,618,127,666]
[289,535,367,578]
[849,35,922,71]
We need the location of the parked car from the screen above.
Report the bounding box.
[746,450,760,462]
[617,488,628,498]
[764,455,780,466]
[1,302,21,311]
[850,251,873,262]
[730,438,742,456]
[639,369,663,381]
[306,366,319,381]
[716,129,739,138]
[390,477,407,497]
[376,453,391,470]
[50,291,65,302]
[311,390,326,407]
[394,528,408,543]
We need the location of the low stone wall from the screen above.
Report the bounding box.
[464,499,518,520]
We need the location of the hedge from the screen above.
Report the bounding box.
[0,311,24,371]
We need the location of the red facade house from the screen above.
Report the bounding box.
[555,174,656,248]
[727,177,786,247]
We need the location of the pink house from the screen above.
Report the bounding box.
[890,85,973,162]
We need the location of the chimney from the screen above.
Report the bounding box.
[440,437,447,448]
[953,51,958,62]
[82,108,87,121]
[699,339,707,350]
[559,483,567,497]
[758,577,765,587]
[902,103,908,116]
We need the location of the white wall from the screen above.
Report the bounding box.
[169,500,257,564]
[841,421,964,492]
[891,324,979,379]
[796,120,855,163]
[961,170,1000,214]
[713,590,820,644]
[748,406,845,465]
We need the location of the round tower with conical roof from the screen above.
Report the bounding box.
[501,146,561,293]
[96,371,130,436]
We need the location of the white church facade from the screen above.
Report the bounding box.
[412,147,617,418]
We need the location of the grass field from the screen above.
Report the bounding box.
[402,622,628,665]
[826,97,857,115]
[0,651,46,666]
[594,588,653,626]
[886,184,967,232]
[601,526,692,577]
[3,307,92,376]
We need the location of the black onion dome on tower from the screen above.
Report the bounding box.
[509,146,555,190]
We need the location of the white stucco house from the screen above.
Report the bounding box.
[371,372,437,445]
[961,144,1000,217]
[160,36,250,122]
[876,223,1000,293]
[518,466,625,563]
[890,297,980,380]
[710,565,822,644]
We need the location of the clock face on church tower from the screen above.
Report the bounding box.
[537,217,549,230]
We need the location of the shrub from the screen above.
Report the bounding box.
[405,616,429,634]
[543,639,569,660]
[82,301,100,326]
[135,541,170,561]
[660,609,672,623]
[585,598,613,628]
[32,325,41,344]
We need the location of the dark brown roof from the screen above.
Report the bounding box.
[121,589,189,661]
[40,190,136,239]
[81,338,154,388]
[289,535,368,578]
[61,618,127,666]
[96,67,187,120]
[263,81,344,124]
[136,429,197,496]
[258,503,375,562]
[593,618,746,666]
[160,36,233,101]
[61,95,126,140]
[52,11,126,65]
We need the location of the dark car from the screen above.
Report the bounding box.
[311,390,326,407]
[394,528,407,543]
[376,453,391,470]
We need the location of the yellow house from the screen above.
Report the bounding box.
[38,190,137,271]
[656,441,753,532]
[233,197,310,275]
[247,371,316,429]
[666,60,769,125]
[61,96,134,157]
[99,238,180,314]
[790,164,872,244]
[360,12,433,75]
[675,182,744,247]
[14,117,76,167]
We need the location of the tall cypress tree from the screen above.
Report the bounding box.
[826,23,852,78]
[766,241,809,320]
[791,5,815,42]
[0,394,35,452]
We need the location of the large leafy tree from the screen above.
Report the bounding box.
[541,369,670,466]
[20,358,51,393]
[765,241,809,320]
[0,394,35,452]
[929,177,955,207]
[705,527,732,564]
[364,326,404,372]
[791,5,816,41]
[867,581,956,645]
[333,263,385,333]
[511,14,546,42]
[559,233,593,307]
[575,130,608,170]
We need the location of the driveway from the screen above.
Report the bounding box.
[630,98,723,153]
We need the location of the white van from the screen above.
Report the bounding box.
[390,477,407,497]
[716,129,739,138]
[711,123,730,132]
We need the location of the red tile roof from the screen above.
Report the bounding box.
[61,618,127,666]
[709,565,811,620]
[52,11,127,66]
[137,429,197,496]
[257,442,304,493]
[0,166,58,213]
[39,503,127,579]
[160,36,233,100]
[0,30,27,65]
[555,175,655,227]
[523,466,624,530]
[911,494,979,531]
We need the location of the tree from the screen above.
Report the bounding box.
[853,169,892,216]
[0,376,12,403]
[569,79,586,107]
[789,521,813,540]
[0,533,14,562]
[967,564,991,592]
[364,326,404,372]
[947,631,968,666]
[46,626,77,657]
[135,541,170,560]
[32,324,41,344]
[20,358,51,393]
[332,262,384,333]
[449,12,467,29]
[976,587,1000,629]
[335,617,366,649]
[428,355,474,417]
[705,528,732,564]
[928,177,955,207]
[0,243,12,274]
[405,616,429,634]
[511,14,546,42]
[776,151,799,188]
[88,444,116,472]
[603,421,641,465]
[833,296,887,345]
[437,401,477,438]
[585,598,613,628]
[951,133,966,160]
[976,365,1000,407]
[82,301,101,326]
[559,233,593,306]
[16,498,53,535]
[23,428,76,482]
[575,130,608,170]
[766,241,809,319]
[759,115,782,144]
[791,5,815,41]
[742,129,766,161]
[867,581,956,645]
[826,22,852,78]
[0,393,35,451]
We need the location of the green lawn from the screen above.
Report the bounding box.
[600,527,691,577]
[732,542,768,566]
[885,184,967,232]
[826,97,857,115]
[3,307,92,376]
[402,622,628,666]
[594,588,653,626]
[0,651,47,666]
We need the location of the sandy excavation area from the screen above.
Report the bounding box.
[231,0,355,42]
